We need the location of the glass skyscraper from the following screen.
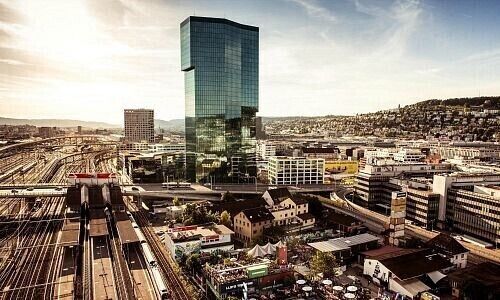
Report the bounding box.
[181,16,259,183]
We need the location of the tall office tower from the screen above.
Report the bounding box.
[124,109,155,143]
[181,16,259,183]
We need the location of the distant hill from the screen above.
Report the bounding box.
[405,96,500,111]
[0,117,120,128]
[155,119,184,131]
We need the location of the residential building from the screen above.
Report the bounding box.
[233,207,274,246]
[181,16,259,183]
[268,156,325,185]
[164,223,234,261]
[425,233,469,269]
[124,109,154,143]
[262,189,315,230]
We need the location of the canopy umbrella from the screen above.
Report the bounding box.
[322,279,333,285]
[347,286,358,292]
[344,293,355,299]
[296,279,306,285]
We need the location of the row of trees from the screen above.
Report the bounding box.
[172,198,232,228]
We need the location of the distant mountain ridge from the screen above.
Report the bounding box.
[0,117,121,128]
[1,96,498,130]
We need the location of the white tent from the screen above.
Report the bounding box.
[262,242,274,254]
[248,245,267,257]
[274,241,286,249]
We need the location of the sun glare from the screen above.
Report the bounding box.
[19,0,103,65]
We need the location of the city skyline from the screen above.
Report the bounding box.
[1,0,500,124]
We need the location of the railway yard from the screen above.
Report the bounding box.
[0,137,192,300]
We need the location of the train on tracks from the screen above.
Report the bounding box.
[127,211,169,299]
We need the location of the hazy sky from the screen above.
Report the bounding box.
[1,0,500,124]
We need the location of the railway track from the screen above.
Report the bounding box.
[0,150,93,299]
[125,198,191,300]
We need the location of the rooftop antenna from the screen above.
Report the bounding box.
[193,8,196,16]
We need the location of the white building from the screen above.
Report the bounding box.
[164,223,234,261]
[268,156,325,185]
[256,141,276,160]
[363,249,452,299]
[392,149,425,163]
[262,188,315,229]
[124,109,155,143]
[120,142,185,153]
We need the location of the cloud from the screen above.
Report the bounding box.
[287,0,337,22]
[0,2,24,24]
[85,0,132,26]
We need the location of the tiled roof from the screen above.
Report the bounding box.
[426,233,468,255]
[376,249,453,280]
[242,207,275,223]
[266,188,292,202]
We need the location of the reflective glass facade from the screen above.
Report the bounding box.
[181,16,259,183]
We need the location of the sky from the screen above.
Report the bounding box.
[1,0,500,124]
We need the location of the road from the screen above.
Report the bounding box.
[329,189,500,264]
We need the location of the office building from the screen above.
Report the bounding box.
[268,156,325,185]
[389,178,440,229]
[124,109,154,143]
[256,116,266,139]
[445,183,500,244]
[181,16,259,182]
[38,126,56,138]
[354,160,451,208]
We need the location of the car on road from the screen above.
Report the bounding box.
[11,189,18,194]
[55,186,63,191]
[131,186,139,191]
[26,187,34,191]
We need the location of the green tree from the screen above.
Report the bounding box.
[185,254,201,275]
[220,210,232,227]
[182,204,219,225]
[310,251,338,278]
[172,197,180,206]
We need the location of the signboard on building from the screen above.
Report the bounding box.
[219,279,257,294]
[247,265,268,279]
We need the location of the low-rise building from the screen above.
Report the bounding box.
[164,223,234,261]
[363,248,453,299]
[448,262,500,300]
[233,207,274,246]
[165,205,187,221]
[425,233,469,269]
